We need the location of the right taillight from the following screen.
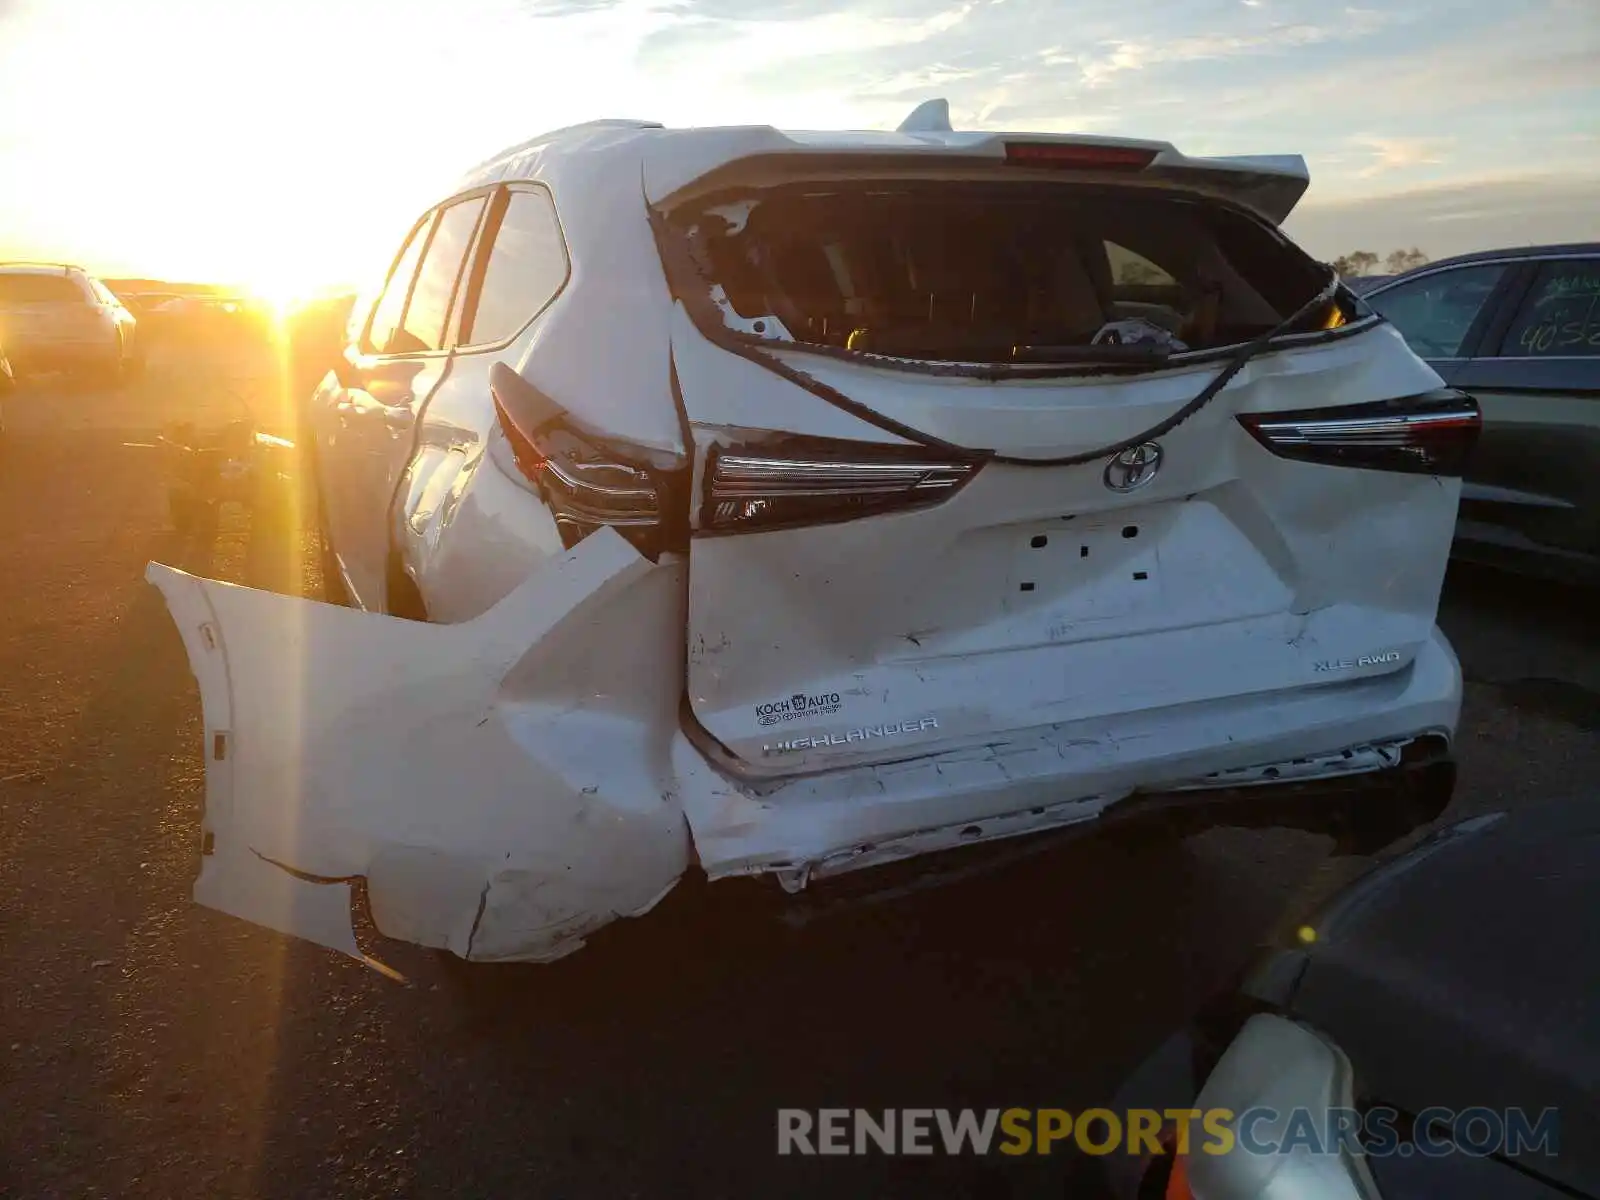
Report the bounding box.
[702,439,983,534]
[1237,388,1480,477]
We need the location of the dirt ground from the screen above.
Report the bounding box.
[2,344,1596,1198]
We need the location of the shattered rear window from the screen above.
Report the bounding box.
[673,181,1336,365]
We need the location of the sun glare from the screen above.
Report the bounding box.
[245,273,319,320]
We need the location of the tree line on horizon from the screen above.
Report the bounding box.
[1331,248,1430,278]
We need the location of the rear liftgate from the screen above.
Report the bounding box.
[655,172,1477,881]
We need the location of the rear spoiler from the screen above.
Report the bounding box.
[643,103,1310,226]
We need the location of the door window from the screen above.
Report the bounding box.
[398,196,488,353]
[1366,263,1507,358]
[457,186,570,348]
[1496,260,1600,358]
[363,214,435,355]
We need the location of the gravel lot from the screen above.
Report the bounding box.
[2,345,1596,1198]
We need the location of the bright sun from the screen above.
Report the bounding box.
[245,273,317,319]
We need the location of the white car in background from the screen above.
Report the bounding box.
[150,102,1477,969]
[0,262,141,382]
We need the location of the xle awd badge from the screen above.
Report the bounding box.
[1103,442,1163,492]
[1314,650,1403,673]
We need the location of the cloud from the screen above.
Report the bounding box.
[1201,4,1598,125]
[1060,7,1392,86]
[517,0,620,13]
[638,2,973,72]
[1285,173,1600,260]
[1352,136,1455,179]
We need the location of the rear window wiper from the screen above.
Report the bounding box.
[1011,343,1171,365]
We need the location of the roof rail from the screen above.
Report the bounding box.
[896,98,953,133]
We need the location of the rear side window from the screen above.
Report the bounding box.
[1366,264,1506,359]
[1497,260,1600,358]
[398,196,488,353]
[670,181,1331,364]
[364,215,435,355]
[0,273,84,304]
[459,187,570,348]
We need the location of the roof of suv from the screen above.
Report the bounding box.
[455,109,1315,225]
[0,262,81,276]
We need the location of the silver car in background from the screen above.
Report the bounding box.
[0,262,140,383]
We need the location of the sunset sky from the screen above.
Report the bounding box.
[1,0,1595,299]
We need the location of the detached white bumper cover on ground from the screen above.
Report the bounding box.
[146,527,690,965]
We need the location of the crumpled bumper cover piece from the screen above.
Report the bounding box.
[147,527,691,966]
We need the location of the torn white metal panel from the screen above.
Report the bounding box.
[195,846,361,958]
[148,527,691,963]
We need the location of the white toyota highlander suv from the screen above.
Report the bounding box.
[149,104,1476,968]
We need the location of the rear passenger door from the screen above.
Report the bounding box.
[1364,260,1516,384]
[334,193,490,610]
[315,212,432,603]
[1451,255,1600,557]
[390,184,573,622]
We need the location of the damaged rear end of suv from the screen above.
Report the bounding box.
[149,109,1476,970]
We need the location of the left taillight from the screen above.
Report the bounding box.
[490,368,686,558]
[702,439,982,534]
[1237,388,1480,477]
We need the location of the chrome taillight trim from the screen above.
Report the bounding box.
[1237,389,1481,476]
[1245,405,1480,446]
[701,442,984,534]
[711,454,976,499]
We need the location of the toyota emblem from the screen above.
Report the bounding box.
[1103,442,1164,492]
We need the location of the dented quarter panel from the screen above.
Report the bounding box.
[148,527,691,963]
[412,430,570,624]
